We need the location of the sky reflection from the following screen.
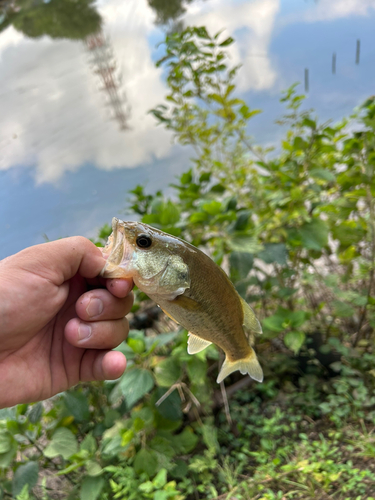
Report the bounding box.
[1,0,375,258]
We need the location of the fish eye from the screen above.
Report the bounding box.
[136,234,152,249]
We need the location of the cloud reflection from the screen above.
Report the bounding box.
[7,0,368,184]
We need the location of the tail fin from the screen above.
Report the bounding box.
[217,350,263,384]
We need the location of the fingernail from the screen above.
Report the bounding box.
[78,323,92,340]
[86,298,103,318]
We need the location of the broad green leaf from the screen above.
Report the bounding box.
[0,431,12,454]
[229,251,254,282]
[187,357,207,385]
[159,201,180,226]
[80,476,104,500]
[127,337,145,354]
[170,459,188,479]
[119,368,154,409]
[133,448,158,477]
[228,236,261,253]
[153,468,167,488]
[64,391,90,422]
[85,461,103,477]
[44,428,78,460]
[154,358,181,387]
[202,200,222,215]
[0,445,17,468]
[12,461,39,498]
[80,434,96,456]
[289,311,307,329]
[258,243,288,265]
[332,300,355,318]
[172,427,198,454]
[28,403,43,424]
[299,219,329,251]
[310,168,335,182]
[284,331,305,354]
[262,308,290,333]
[149,436,175,458]
[155,388,182,422]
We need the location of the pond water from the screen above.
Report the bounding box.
[1,0,375,259]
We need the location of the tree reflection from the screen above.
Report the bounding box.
[0,0,101,39]
[147,0,194,25]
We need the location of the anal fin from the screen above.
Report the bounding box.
[187,333,212,354]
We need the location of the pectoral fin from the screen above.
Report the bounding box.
[217,349,263,384]
[160,307,180,325]
[173,294,201,311]
[240,297,262,335]
[187,334,212,354]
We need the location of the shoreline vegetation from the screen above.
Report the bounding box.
[1,27,375,500]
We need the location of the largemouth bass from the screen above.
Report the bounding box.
[100,218,263,384]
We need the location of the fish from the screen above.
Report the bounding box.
[100,217,263,384]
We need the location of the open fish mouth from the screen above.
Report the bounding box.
[100,217,136,278]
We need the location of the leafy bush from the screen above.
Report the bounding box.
[2,26,375,500]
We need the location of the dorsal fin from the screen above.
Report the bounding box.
[240,297,262,335]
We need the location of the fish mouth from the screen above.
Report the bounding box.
[100,217,136,278]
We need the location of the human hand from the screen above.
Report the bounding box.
[0,237,133,409]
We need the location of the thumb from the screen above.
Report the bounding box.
[13,237,106,285]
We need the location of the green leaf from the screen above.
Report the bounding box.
[127,337,146,354]
[154,358,181,387]
[80,476,104,500]
[0,430,12,454]
[80,434,97,456]
[284,331,306,354]
[262,309,289,333]
[44,428,78,460]
[310,168,335,182]
[155,388,182,422]
[133,448,158,477]
[228,236,261,253]
[201,424,220,455]
[219,36,234,47]
[187,357,207,385]
[172,427,198,454]
[0,445,17,468]
[159,201,181,226]
[332,300,355,318]
[119,368,154,409]
[299,219,329,251]
[64,391,90,422]
[258,243,288,265]
[28,403,43,424]
[289,311,307,329]
[202,200,222,215]
[229,251,254,282]
[85,461,103,477]
[12,462,39,498]
[153,468,167,489]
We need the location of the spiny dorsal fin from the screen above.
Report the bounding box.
[240,297,262,335]
[187,333,212,354]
